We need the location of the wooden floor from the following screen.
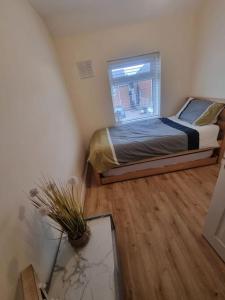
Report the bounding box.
[84,165,225,300]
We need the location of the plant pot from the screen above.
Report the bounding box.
[68,227,91,249]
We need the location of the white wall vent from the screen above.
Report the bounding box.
[76,60,94,79]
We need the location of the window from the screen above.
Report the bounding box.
[108,52,161,124]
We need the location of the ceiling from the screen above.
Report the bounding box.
[30,0,204,36]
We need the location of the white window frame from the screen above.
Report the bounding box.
[108,52,161,124]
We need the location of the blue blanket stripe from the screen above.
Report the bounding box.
[160,118,199,150]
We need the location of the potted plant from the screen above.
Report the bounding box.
[29,177,90,249]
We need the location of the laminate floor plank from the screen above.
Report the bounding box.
[84,165,225,300]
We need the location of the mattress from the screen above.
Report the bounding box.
[102,149,214,177]
[169,116,219,148]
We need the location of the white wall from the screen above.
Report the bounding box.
[55,13,197,146]
[0,0,84,299]
[192,0,225,98]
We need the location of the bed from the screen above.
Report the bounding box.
[88,97,225,185]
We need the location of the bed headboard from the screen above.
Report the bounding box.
[217,108,225,161]
[218,107,225,122]
[217,108,225,139]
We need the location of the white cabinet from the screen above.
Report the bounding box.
[203,159,225,261]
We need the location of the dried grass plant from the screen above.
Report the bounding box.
[29,177,87,240]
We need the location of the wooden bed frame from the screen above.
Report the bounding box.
[92,97,225,185]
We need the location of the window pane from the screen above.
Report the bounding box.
[108,53,161,124]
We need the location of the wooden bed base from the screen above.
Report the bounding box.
[93,150,219,185]
[92,97,225,185]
